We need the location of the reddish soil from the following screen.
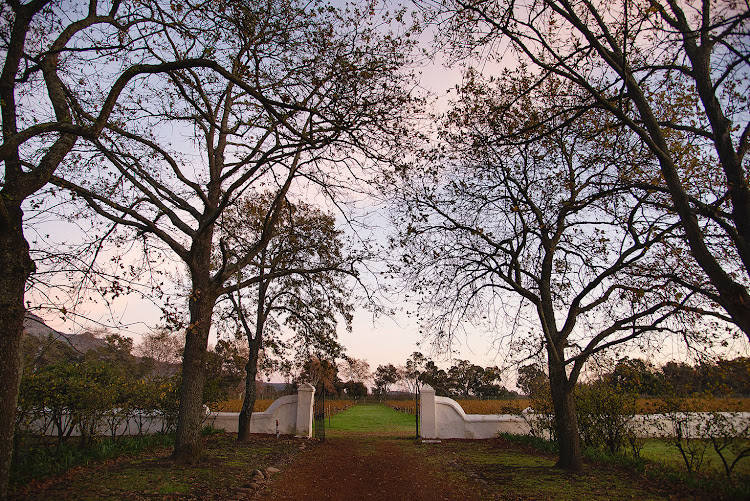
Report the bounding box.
[255,435,484,501]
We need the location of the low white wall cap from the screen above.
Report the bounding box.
[464,414,524,423]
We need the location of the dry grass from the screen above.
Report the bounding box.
[456,399,531,414]
[212,398,274,413]
[217,396,750,415]
[457,397,750,414]
[634,396,750,413]
[214,398,355,415]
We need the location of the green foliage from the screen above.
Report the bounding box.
[201,425,224,436]
[575,382,639,455]
[10,433,174,486]
[17,361,125,448]
[520,371,640,456]
[497,432,558,454]
[14,356,218,476]
[581,445,646,471]
[373,364,399,396]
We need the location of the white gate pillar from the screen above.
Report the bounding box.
[420,383,437,439]
[296,383,315,438]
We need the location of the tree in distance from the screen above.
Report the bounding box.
[374,363,399,397]
[217,194,356,441]
[339,357,372,385]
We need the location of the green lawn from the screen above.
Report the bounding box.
[326,403,415,435]
[640,438,750,477]
[414,439,675,501]
[10,433,303,501]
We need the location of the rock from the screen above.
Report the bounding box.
[262,469,271,479]
[251,469,265,482]
[266,467,280,474]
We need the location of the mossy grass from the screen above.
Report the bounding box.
[10,432,176,486]
[499,433,749,499]
[10,432,302,500]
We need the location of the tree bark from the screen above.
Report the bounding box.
[0,204,35,500]
[237,348,260,441]
[173,278,217,463]
[548,349,583,471]
[238,274,266,442]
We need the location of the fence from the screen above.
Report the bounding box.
[418,384,750,440]
[26,383,317,439]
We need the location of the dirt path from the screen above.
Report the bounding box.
[255,434,485,501]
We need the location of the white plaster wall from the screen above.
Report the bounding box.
[423,388,750,440]
[433,396,532,439]
[629,412,750,438]
[207,394,300,434]
[27,387,315,438]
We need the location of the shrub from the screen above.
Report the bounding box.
[575,382,638,454]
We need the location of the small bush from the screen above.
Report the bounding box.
[498,432,558,453]
[576,382,638,454]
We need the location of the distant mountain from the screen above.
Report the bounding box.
[23,313,107,353]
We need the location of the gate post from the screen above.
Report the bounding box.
[415,383,420,438]
[296,383,315,438]
[420,384,437,439]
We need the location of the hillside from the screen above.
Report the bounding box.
[23,313,107,354]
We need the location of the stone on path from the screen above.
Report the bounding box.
[251,469,265,482]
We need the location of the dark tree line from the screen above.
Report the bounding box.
[518,356,750,397]
[374,353,518,399]
[606,356,750,397]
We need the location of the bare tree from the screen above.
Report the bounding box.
[393,72,702,470]
[0,0,241,493]
[427,0,750,336]
[339,357,372,384]
[136,327,184,370]
[52,0,411,461]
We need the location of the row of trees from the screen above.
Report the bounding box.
[1,0,414,495]
[519,357,750,398]
[602,357,750,397]
[372,353,518,398]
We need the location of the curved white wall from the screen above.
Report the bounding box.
[419,384,750,440]
[209,383,315,437]
[420,385,531,439]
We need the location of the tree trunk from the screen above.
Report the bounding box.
[548,353,583,471]
[173,283,216,463]
[238,348,260,441]
[0,205,34,500]
[238,273,267,441]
